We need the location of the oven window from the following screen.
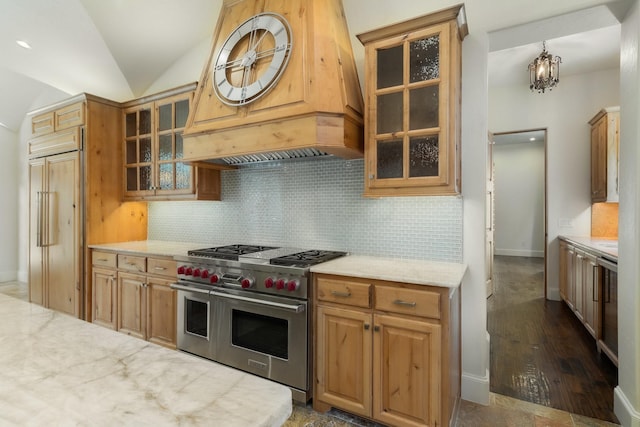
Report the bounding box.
[185,298,208,338]
[231,309,288,359]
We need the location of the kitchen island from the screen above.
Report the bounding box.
[0,293,291,426]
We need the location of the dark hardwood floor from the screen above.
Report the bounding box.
[488,255,619,424]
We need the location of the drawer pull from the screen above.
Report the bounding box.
[97,258,109,262]
[330,290,351,298]
[393,299,417,307]
[153,267,167,271]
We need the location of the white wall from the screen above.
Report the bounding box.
[493,140,545,257]
[616,0,640,424]
[0,126,18,282]
[489,68,620,300]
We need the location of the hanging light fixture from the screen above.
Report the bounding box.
[528,41,561,93]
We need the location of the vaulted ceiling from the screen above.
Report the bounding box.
[0,0,630,132]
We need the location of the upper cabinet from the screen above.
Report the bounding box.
[589,107,620,203]
[357,6,467,197]
[123,84,221,201]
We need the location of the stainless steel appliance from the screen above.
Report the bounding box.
[170,244,346,402]
[597,257,618,366]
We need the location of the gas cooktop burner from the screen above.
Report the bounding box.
[270,250,347,267]
[188,244,279,261]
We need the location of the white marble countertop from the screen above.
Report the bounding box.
[0,294,291,426]
[559,235,618,260]
[310,255,467,288]
[88,240,214,258]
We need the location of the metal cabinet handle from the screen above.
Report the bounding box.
[393,299,417,307]
[374,325,380,332]
[364,324,370,330]
[330,290,351,298]
[36,191,43,247]
[153,266,167,271]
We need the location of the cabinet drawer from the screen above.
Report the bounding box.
[118,254,146,273]
[32,112,54,136]
[147,257,177,278]
[317,277,371,308]
[375,286,440,319]
[92,251,117,268]
[55,102,85,130]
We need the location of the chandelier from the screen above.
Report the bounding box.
[528,41,561,93]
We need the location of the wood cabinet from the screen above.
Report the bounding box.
[314,274,460,427]
[123,84,221,201]
[559,239,602,341]
[357,6,467,197]
[28,96,148,320]
[91,251,117,330]
[90,249,178,349]
[589,107,620,203]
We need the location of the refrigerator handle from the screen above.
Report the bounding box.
[36,191,43,247]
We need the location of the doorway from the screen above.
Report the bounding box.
[487,130,619,423]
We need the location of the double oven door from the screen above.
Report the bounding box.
[173,283,309,399]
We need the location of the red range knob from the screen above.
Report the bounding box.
[177,266,186,274]
[201,270,210,279]
[210,274,220,284]
[241,278,254,289]
[264,277,275,288]
[275,279,286,290]
[185,267,193,276]
[287,280,300,292]
[193,268,202,277]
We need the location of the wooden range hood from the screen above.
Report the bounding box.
[183,0,364,166]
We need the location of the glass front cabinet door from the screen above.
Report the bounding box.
[123,85,221,201]
[358,6,467,197]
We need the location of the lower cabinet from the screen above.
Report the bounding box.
[91,249,177,349]
[559,239,601,340]
[313,274,459,427]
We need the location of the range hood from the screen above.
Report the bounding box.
[182,0,364,166]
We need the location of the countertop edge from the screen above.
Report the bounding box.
[559,235,618,261]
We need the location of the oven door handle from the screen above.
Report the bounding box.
[170,283,211,295]
[212,291,306,313]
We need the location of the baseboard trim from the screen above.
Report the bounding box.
[17,270,28,283]
[614,386,640,427]
[461,369,490,405]
[0,270,18,283]
[494,249,544,258]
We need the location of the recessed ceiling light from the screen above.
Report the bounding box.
[16,40,32,49]
[0,122,8,129]
[529,137,536,141]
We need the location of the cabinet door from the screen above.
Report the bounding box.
[124,102,155,197]
[28,158,45,306]
[117,272,146,339]
[46,151,81,318]
[146,277,177,349]
[559,241,568,302]
[315,305,372,417]
[373,314,441,427]
[363,19,460,197]
[92,267,117,330]
[154,93,195,197]
[574,251,584,321]
[566,245,576,310]
[582,254,599,338]
[591,117,607,203]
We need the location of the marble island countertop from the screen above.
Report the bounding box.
[559,235,618,261]
[310,255,467,287]
[0,293,291,426]
[88,240,214,258]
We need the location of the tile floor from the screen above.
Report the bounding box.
[0,280,619,426]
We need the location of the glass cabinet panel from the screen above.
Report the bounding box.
[377,45,403,89]
[175,100,189,128]
[410,36,439,83]
[158,104,172,132]
[377,92,403,134]
[409,136,439,177]
[409,85,439,130]
[377,139,403,179]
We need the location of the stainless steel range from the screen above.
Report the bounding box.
[170,244,346,402]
